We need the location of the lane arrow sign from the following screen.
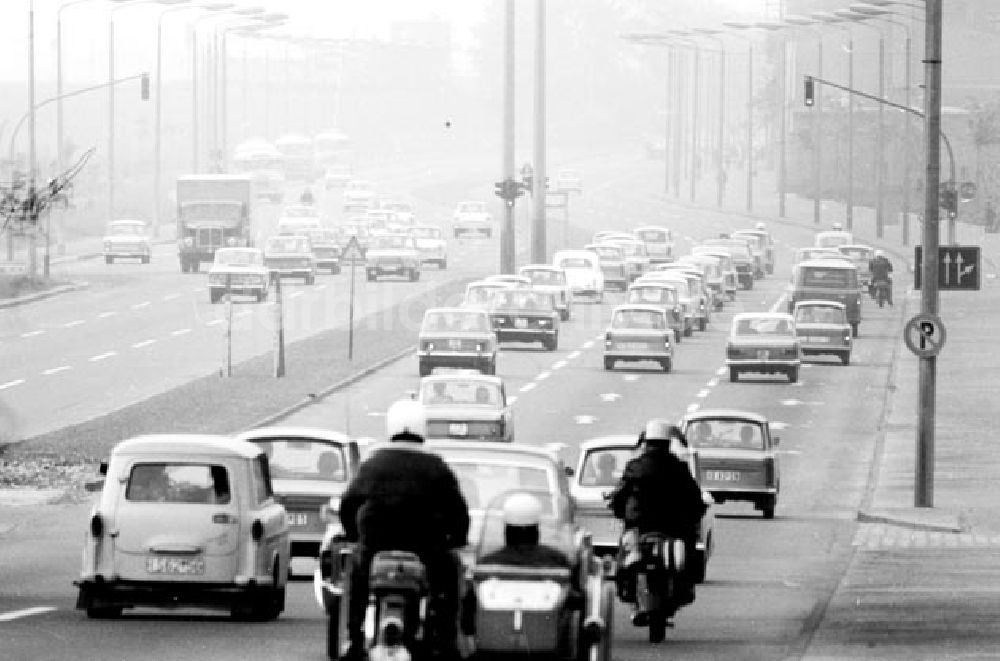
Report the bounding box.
[943,252,952,285]
[956,252,965,282]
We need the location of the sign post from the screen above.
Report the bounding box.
[272,274,285,378]
[225,274,233,377]
[342,235,364,361]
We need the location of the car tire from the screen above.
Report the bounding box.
[661,357,672,373]
[603,357,615,371]
[560,308,570,322]
[326,608,341,660]
[840,352,851,366]
[543,334,558,351]
[454,229,461,238]
[698,317,707,332]
[690,548,708,584]
[409,268,420,282]
[332,265,341,275]
[648,614,667,643]
[684,324,693,337]
[141,255,150,265]
[86,606,123,619]
[762,496,777,520]
[787,366,799,383]
[729,367,739,382]
[209,290,221,304]
[105,256,113,265]
[851,322,860,338]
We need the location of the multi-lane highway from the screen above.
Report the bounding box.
[0,154,906,660]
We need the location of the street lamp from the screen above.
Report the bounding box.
[664,31,703,203]
[189,4,237,172]
[692,28,727,208]
[721,22,758,213]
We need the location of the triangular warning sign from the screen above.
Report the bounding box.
[341,235,365,261]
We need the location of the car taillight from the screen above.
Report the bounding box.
[90,514,103,538]
[251,519,264,542]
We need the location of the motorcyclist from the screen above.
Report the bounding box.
[609,420,707,616]
[340,399,470,661]
[300,187,315,206]
[478,492,569,568]
[869,249,894,305]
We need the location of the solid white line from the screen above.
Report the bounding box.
[519,383,537,393]
[162,293,180,301]
[552,360,568,370]
[686,403,700,413]
[132,339,157,349]
[131,301,151,310]
[42,366,72,376]
[0,379,25,390]
[207,319,224,326]
[582,340,595,349]
[769,292,789,313]
[89,351,117,362]
[64,320,85,328]
[696,389,710,398]
[567,350,581,360]
[20,330,44,338]
[707,378,719,387]
[536,371,551,381]
[0,606,57,622]
[171,328,191,336]
[98,311,117,318]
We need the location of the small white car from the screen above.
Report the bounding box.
[75,434,290,620]
[452,201,493,238]
[343,180,375,211]
[552,249,605,303]
[633,226,675,264]
[603,304,674,372]
[103,219,151,264]
[365,233,421,281]
[408,225,447,268]
[264,234,317,284]
[208,247,269,304]
[555,169,582,193]
[463,280,514,310]
[518,264,573,321]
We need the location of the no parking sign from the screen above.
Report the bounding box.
[904,313,947,358]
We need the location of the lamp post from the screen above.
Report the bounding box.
[693,29,727,208]
[189,5,237,172]
[721,23,758,213]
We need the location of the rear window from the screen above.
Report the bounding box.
[636,229,668,242]
[628,287,675,305]
[126,463,231,504]
[612,309,666,330]
[557,257,595,269]
[799,267,857,288]
[580,448,635,487]
[795,306,846,324]
[422,310,490,333]
[254,439,347,482]
[686,420,765,450]
[522,269,564,285]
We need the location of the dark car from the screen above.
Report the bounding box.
[488,288,560,351]
[417,307,497,376]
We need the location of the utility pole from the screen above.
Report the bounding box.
[531,0,547,264]
[916,0,941,508]
[501,0,515,274]
[814,37,823,225]
[902,32,912,245]
[28,0,38,279]
[689,45,700,202]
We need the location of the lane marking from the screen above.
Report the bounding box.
[64,320,85,328]
[536,371,551,381]
[191,287,202,293]
[600,393,622,402]
[162,293,180,301]
[552,360,568,370]
[519,383,537,393]
[171,328,192,336]
[42,366,71,376]
[0,379,25,390]
[508,396,518,405]
[582,340,595,349]
[207,319,224,326]
[132,339,157,349]
[289,291,304,299]
[131,301,151,310]
[89,351,117,362]
[623,374,640,382]
[98,311,117,318]
[696,389,710,398]
[567,350,581,360]
[707,378,719,387]
[574,414,597,425]
[593,333,604,340]
[715,367,726,376]
[0,606,57,622]
[686,403,700,413]
[20,330,44,338]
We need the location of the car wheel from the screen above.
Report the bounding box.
[326,607,342,660]
[419,361,432,377]
[141,255,150,265]
[560,308,569,322]
[366,272,376,282]
[105,256,113,265]
[439,259,447,270]
[684,324,693,337]
[762,496,777,520]
[409,268,420,282]
[787,366,799,383]
[698,317,707,332]
[851,322,860,338]
[661,357,672,373]
[209,290,221,304]
[544,334,558,351]
[840,352,851,366]
[86,606,123,619]
[484,359,496,375]
[729,367,739,382]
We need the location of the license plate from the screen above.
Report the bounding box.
[757,350,770,360]
[449,423,469,436]
[448,339,463,350]
[704,470,741,482]
[477,579,562,610]
[807,336,831,343]
[514,318,528,329]
[146,556,205,575]
[287,512,310,527]
[384,266,401,273]
[617,342,648,350]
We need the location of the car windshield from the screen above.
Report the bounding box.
[839,247,872,260]
[372,235,411,250]
[612,309,666,329]
[446,461,553,512]
[421,310,491,333]
[628,287,676,305]
[214,249,262,266]
[491,290,553,310]
[580,447,635,487]
[556,257,594,269]
[636,229,667,242]
[459,202,485,213]
[591,246,622,259]
[795,305,846,324]
[421,380,502,406]
[108,222,144,235]
[800,267,857,288]
[411,227,441,239]
[465,285,501,305]
[252,439,347,482]
[522,269,564,285]
[734,316,795,336]
[686,419,765,451]
[817,234,852,248]
[125,463,231,504]
[267,236,309,253]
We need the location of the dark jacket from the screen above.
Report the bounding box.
[870,256,893,282]
[340,445,470,553]
[479,543,570,569]
[609,446,707,538]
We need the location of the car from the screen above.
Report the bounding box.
[680,409,782,519]
[409,224,448,269]
[301,228,342,274]
[633,225,675,263]
[603,304,674,372]
[814,230,855,250]
[648,266,712,331]
[208,247,269,303]
[234,427,362,560]
[418,308,497,376]
[635,271,696,336]
[836,244,875,291]
[787,258,862,337]
[732,230,769,278]
[585,243,629,292]
[452,200,494,237]
[363,209,398,233]
[792,300,853,365]
[462,280,514,310]
[483,274,532,288]
[75,434,290,620]
[364,233,421,282]
[591,230,633,244]
[733,229,775,275]
[555,168,582,193]
[677,254,725,309]
[699,239,755,289]
[103,219,151,264]
[726,312,801,383]
[625,280,685,343]
[323,164,353,189]
[690,247,738,301]
[418,375,514,443]
[488,288,560,351]
[570,436,716,581]
[343,179,374,211]
[264,234,316,284]
[552,249,605,303]
[604,237,651,283]
[793,247,844,264]
[380,200,416,225]
[518,264,573,321]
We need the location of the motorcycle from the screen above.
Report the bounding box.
[616,531,688,643]
[873,278,891,308]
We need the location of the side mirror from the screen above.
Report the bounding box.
[84,479,105,493]
[99,461,108,476]
[406,389,417,401]
[320,497,342,524]
[564,465,575,477]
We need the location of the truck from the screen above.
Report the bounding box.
[176,174,254,273]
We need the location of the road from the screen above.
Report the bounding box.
[0,155,906,660]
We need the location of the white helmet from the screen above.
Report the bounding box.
[832,222,843,231]
[874,249,886,259]
[385,399,426,440]
[503,493,543,527]
[755,222,766,231]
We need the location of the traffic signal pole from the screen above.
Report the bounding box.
[501,0,516,274]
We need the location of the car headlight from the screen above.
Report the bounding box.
[476,343,484,351]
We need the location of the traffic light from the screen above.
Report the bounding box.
[940,187,958,218]
[140,73,150,101]
[494,180,505,199]
[804,76,815,107]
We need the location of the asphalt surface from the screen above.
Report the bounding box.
[0,155,911,660]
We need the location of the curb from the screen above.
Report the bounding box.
[245,345,418,430]
[0,281,90,310]
[50,238,177,266]
[855,509,967,534]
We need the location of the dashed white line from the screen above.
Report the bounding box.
[162,293,180,301]
[207,319,224,326]
[0,606,57,622]
[20,330,44,338]
[131,339,157,349]
[89,351,117,362]
[519,383,537,393]
[64,320,85,328]
[696,389,710,398]
[686,403,700,413]
[552,360,568,370]
[507,396,518,405]
[98,311,117,318]
[0,379,25,390]
[582,340,595,349]
[707,378,719,387]
[567,350,581,360]
[289,291,304,299]
[131,301,151,310]
[715,367,726,376]
[536,371,552,381]
[42,366,72,376]
[171,328,192,336]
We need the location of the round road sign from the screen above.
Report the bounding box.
[904,313,947,358]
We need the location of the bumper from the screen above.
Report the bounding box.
[269,268,313,278]
[569,287,601,298]
[75,576,276,611]
[495,328,556,343]
[104,249,149,258]
[210,285,266,297]
[604,349,671,362]
[727,359,800,372]
[418,352,494,369]
[367,264,416,276]
[709,487,778,503]
[315,258,340,269]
